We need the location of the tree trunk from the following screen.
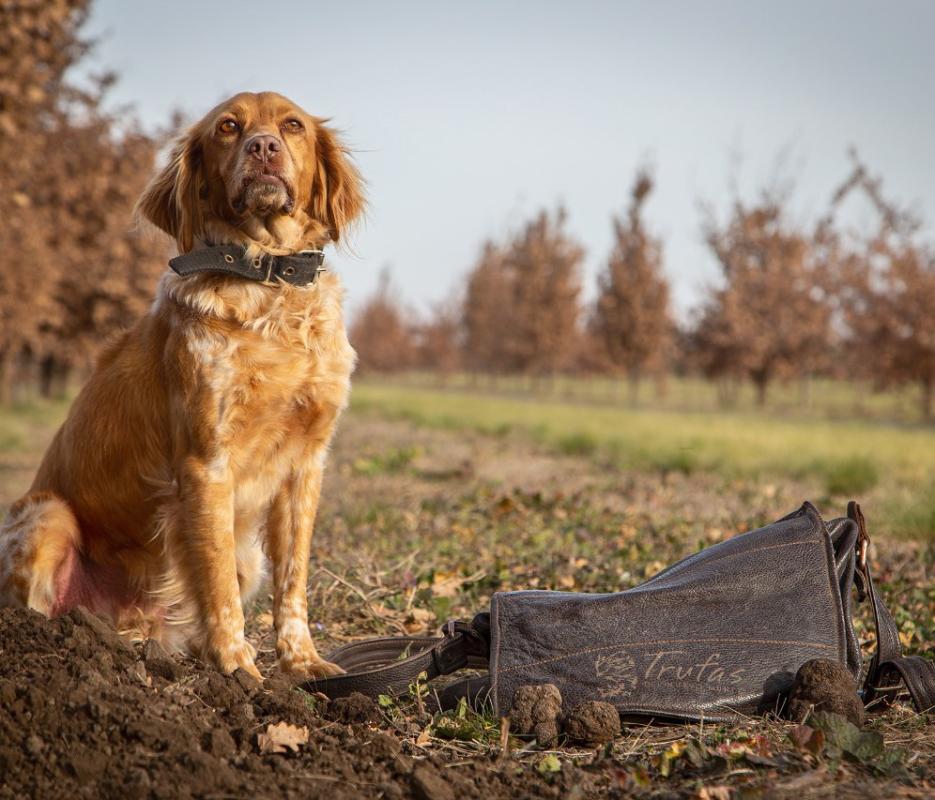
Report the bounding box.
[752,372,770,407]
[716,377,739,409]
[798,374,812,409]
[755,380,768,407]
[13,351,33,405]
[628,370,641,407]
[39,356,56,398]
[752,375,769,408]
[0,352,12,407]
[52,363,71,399]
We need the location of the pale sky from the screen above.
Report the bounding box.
[80,0,935,319]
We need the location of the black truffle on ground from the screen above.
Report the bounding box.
[508,684,563,746]
[563,701,621,745]
[787,658,865,728]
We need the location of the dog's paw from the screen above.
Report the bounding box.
[210,641,262,681]
[278,639,344,679]
[288,656,345,680]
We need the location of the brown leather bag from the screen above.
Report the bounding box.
[303,502,934,720]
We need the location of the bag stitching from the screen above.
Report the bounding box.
[642,539,822,583]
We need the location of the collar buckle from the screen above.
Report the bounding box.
[298,249,325,267]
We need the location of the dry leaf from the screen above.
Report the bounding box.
[257,722,309,754]
[415,727,432,747]
[789,723,825,756]
[696,787,731,800]
[370,603,396,619]
[431,571,464,598]
[403,607,435,633]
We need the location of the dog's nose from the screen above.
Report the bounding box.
[245,134,281,162]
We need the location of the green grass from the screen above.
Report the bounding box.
[350,382,935,540]
[388,372,932,424]
[821,455,880,495]
[351,445,421,476]
[0,396,71,453]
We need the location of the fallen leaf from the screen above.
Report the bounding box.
[659,740,686,777]
[696,786,731,800]
[789,723,825,756]
[431,570,464,598]
[810,711,884,763]
[714,739,751,759]
[643,560,665,577]
[370,603,398,619]
[404,607,435,633]
[744,751,781,767]
[371,602,435,633]
[683,739,709,768]
[415,727,432,747]
[257,722,309,754]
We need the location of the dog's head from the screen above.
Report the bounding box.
[137,92,365,254]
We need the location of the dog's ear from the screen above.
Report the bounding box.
[309,121,365,244]
[135,129,204,253]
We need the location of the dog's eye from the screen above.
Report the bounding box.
[283,118,304,133]
[217,119,239,135]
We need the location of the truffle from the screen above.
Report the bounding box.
[787,658,864,728]
[563,701,621,745]
[508,684,563,746]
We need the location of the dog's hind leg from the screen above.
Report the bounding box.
[0,491,82,615]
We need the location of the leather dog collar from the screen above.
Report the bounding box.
[168,246,326,286]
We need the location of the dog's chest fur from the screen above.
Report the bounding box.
[161,270,355,511]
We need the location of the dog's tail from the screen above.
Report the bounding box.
[0,491,82,614]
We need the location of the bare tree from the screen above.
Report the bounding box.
[462,209,583,376]
[507,208,583,375]
[462,241,514,374]
[413,298,462,377]
[349,269,417,374]
[0,0,166,402]
[692,185,833,406]
[0,0,92,401]
[591,169,673,401]
[830,153,935,419]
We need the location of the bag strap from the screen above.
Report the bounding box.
[850,502,935,713]
[299,616,490,700]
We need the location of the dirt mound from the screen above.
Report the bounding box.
[0,607,585,799]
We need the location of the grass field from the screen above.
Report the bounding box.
[387,372,935,425]
[351,381,935,540]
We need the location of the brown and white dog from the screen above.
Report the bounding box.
[0,92,365,679]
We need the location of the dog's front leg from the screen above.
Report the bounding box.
[178,454,260,679]
[267,463,342,678]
